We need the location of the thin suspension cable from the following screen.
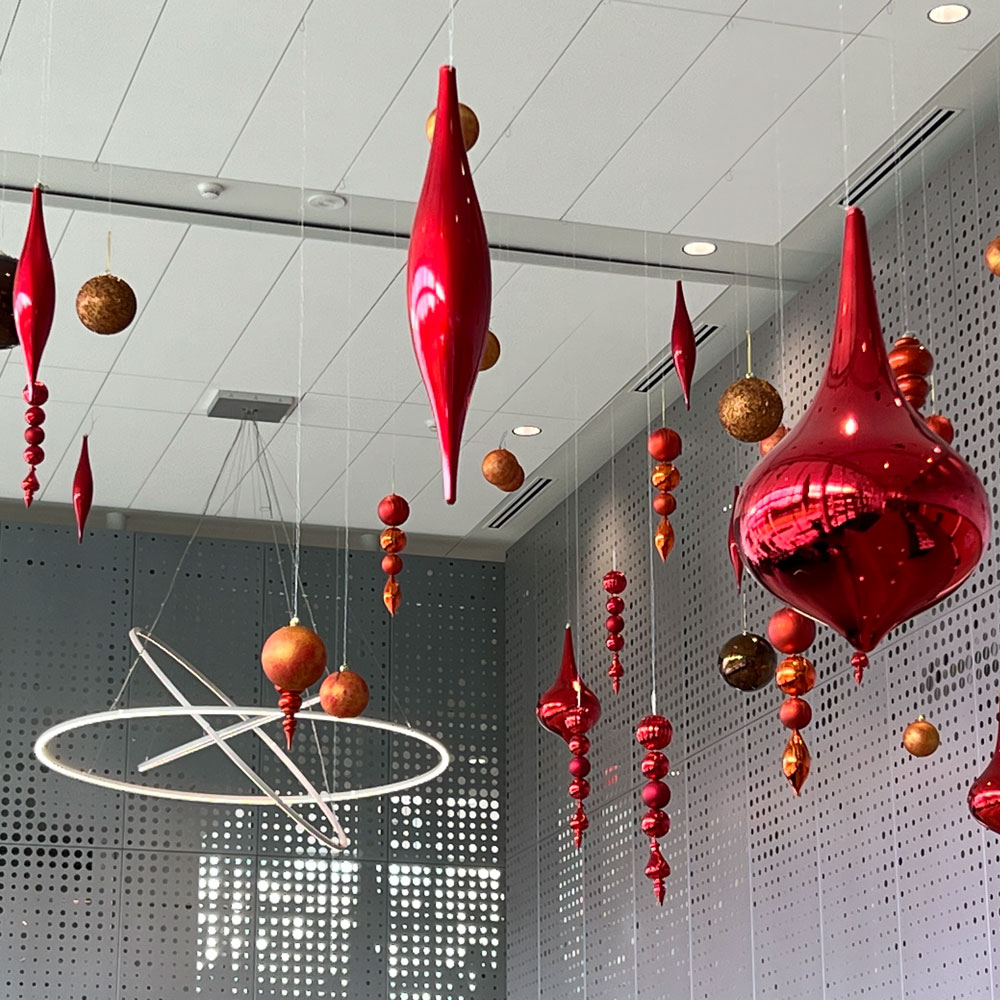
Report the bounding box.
[888,38,911,335]
[641,229,658,715]
[838,2,851,207]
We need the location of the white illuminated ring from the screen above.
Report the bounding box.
[34,629,450,853]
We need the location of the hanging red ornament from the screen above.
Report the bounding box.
[319,667,370,719]
[636,714,672,904]
[671,281,696,410]
[72,435,93,544]
[970,699,1000,834]
[767,607,816,654]
[769,610,816,794]
[647,427,681,462]
[888,335,933,410]
[734,207,989,679]
[13,186,55,508]
[260,621,328,749]
[602,570,627,693]
[925,413,954,444]
[536,625,601,848]
[775,654,816,696]
[782,730,811,795]
[728,485,743,592]
[378,493,409,617]
[648,430,682,564]
[407,66,491,505]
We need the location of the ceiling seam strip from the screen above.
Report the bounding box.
[0,0,22,67]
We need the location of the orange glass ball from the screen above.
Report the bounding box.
[986,236,1000,277]
[767,607,816,654]
[380,527,407,553]
[319,669,370,718]
[650,463,680,491]
[479,331,501,371]
[775,655,816,696]
[902,716,940,757]
[261,623,327,692]
[652,492,677,517]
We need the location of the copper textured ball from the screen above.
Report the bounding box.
[778,696,812,730]
[0,252,16,349]
[377,493,410,526]
[505,464,525,492]
[76,273,137,335]
[775,654,816,696]
[925,413,954,444]
[718,631,776,691]
[319,669,370,718]
[479,330,501,371]
[482,448,522,490]
[426,102,480,150]
[261,624,327,691]
[986,236,1000,277]
[647,427,681,462]
[379,527,407,553]
[758,423,788,457]
[650,463,680,491]
[767,607,816,654]
[718,376,784,442]
[636,714,673,750]
[902,716,940,757]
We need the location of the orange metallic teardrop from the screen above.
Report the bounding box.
[654,517,675,562]
[782,730,811,795]
[383,577,401,616]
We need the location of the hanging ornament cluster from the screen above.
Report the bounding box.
[536,626,601,848]
[378,493,410,616]
[635,714,672,904]
[769,607,817,794]
[902,715,940,757]
[319,666,370,719]
[482,448,524,492]
[970,699,1000,834]
[72,436,93,543]
[888,333,954,444]
[260,620,328,749]
[647,427,681,562]
[14,187,55,507]
[0,252,18,350]
[408,67,491,504]
[671,281,696,409]
[718,631,776,692]
[602,570,627,694]
[735,207,989,681]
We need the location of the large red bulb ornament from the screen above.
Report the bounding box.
[735,208,989,677]
[406,66,491,504]
[969,700,1000,835]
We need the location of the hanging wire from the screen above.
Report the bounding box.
[640,229,658,716]
[838,2,851,207]
[447,0,455,65]
[888,38,912,336]
[38,0,55,182]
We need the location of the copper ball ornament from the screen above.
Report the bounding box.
[479,330,501,371]
[261,623,328,691]
[636,714,673,750]
[775,654,816,696]
[986,236,1000,277]
[758,423,788,456]
[76,273,137,335]
[647,427,681,462]
[767,607,816,654]
[902,716,940,757]
[650,463,680,491]
[377,493,410,526]
[0,252,17,349]
[718,376,784,442]
[379,527,407,553]
[426,101,480,150]
[482,448,523,491]
[381,553,403,575]
[319,668,370,718]
[925,413,954,444]
[718,631,776,691]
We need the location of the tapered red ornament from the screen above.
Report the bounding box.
[782,730,811,795]
[72,436,94,543]
[671,281,696,409]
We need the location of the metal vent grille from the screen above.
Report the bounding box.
[632,325,719,393]
[487,478,553,528]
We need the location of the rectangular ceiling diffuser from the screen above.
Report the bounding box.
[633,325,719,393]
[487,478,553,529]
[207,390,297,423]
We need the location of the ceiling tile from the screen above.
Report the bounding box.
[112,225,300,382]
[474,4,726,219]
[0,361,105,402]
[299,393,394,433]
[736,0,886,32]
[380,403,493,444]
[101,0,310,175]
[94,373,206,413]
[564,18,845,232]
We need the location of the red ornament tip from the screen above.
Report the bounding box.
[569,803,588,849]
[653,878,666,905]
[608,653,624,694]
[277,689,303,749]
[852,650,868,684]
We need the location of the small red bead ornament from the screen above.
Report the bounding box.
[636,714,673,904]
[647,427,681,562]
[260,620,328,749]
[888,333,956,445]
[536,625,601,848]
[602,570,627,693]
[769,606,817,794]
[377,493,410,616]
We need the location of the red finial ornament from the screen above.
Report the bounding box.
[602,570,627,693]
[378,493,410,616]
[969,697,1000,835]
[648,427,681,562]
[13,186,55,507]
[536,625,601,848]
[671,281,696,409]
[261,622,327,749]
[636,714,672,904]
[735,208,989,680]
[406,66,491,504]
[72,435,93,543]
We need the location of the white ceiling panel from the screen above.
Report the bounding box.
[112,225,299,381]
[101,0,310,175]
[629,0,744,13]
[678,30,985,244]
[298,393,393,433]
[474,4,726,219]
[94,373,206,413]
[564,18,845,232]
[380,402,493,444]
[46,209,187,373]
[736,0,887,32]
[222,0,443,189]
[0,0,158,161]
[343,0,602,203]
[861,0,1000,50]
[213,240,404,396]
[0,360,104,402]
[0,199,72,259]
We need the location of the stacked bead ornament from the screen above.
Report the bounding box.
[888,333,954,444]
[603,570,627,693]
[769,607,817,795]
[647,427,681,561]
[378,493,410,616]
[636,714,673,904]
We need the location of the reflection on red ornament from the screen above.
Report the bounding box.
[735,208,989,678]
[970,699,1000,835]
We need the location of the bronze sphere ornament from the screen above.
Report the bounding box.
[76,273,137,335]
[718,375,784,443]
[718,631,777,692]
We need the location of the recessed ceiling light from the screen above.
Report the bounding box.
[512,425,542,437]
[197,181,224,200]
[682,240,717,256]
[307,192,347,210]
[928,4,970,23]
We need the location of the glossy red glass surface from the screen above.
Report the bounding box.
[671,280,696,410]
[13,186,54,386]
[406,65,491,505]
[728,484,742,592]
[536,625,601,741]
[969,701,1000,835]
[735,207,989,659]
[72,435,93,544]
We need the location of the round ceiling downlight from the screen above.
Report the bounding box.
[512,425,542,437]
[927,4,970,23]
[682,240,718,256]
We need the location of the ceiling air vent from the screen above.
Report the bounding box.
[835,107,960,207]
[633,324,719,393]
[208,390,297,423]
[487,477,553,529]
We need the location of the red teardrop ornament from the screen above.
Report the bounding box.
[728,484,742,592]
[735,208,989,666]
[644,839,670,905]
[406,66,491,505]
[969,699,1000,835]
[671,280,696,410]
[72,435,93,544]
[536,625,601,741]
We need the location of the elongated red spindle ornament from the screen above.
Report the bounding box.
[13,186,55,507]
[671,281,696,410]
[407,66,491,504]
[728,484,742,592]
[72,435,93,543]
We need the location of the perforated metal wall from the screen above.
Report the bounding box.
[506,121,1000,999]
[0,526,504,999]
